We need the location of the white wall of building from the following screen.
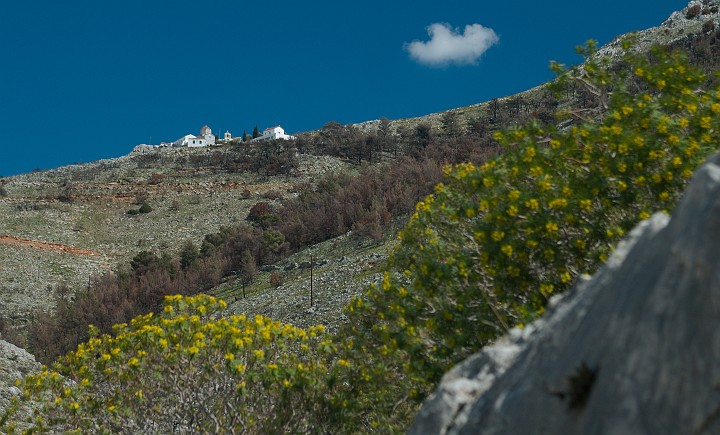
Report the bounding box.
[250,126,295,142]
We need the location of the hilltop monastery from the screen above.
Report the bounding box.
[167,125,295,148]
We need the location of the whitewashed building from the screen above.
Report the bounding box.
[173,125,216,147]
[250,126,296,143]
[223,131,232,141]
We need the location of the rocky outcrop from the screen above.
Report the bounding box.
[410,153,720,434]
[0,339,39,416]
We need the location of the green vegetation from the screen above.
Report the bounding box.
[5,43,720,432]
[336,43,720,427]
[4,295,332,433]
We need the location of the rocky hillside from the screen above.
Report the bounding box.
[212,230,396,333]
[0,148,349,332]
[410,153,720,434]
[1,0,716,370]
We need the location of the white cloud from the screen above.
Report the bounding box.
[405,23,499,67]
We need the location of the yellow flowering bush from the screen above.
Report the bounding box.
[4,295,331,433]
[339,44,720,425]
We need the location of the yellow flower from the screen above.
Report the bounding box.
[253,349,265,359]
[188,346,199,356]
[526,198,540,210]
[128,357,139,368]
[540,283,554,297]
[225,353,235,361]
[523,146,536,162]
[538,178,552,191]
[501,245,513,256]
[491,230,505,241]
[545,222,558,234]
[508,189,520,201]
[338,359,351,368]
[507,205,518,217]
[580,199,592,211]
[549,198,568,209]
[561,271,572,284]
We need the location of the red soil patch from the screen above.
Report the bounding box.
[0,235,101,256]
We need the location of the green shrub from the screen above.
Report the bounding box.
[3,295,332,433]
[337,44,720,428]
[138,202,152,214]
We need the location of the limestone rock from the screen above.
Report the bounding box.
[0,339,39,416]
[410,154,720,434]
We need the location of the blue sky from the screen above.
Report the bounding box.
[0,1,686,176]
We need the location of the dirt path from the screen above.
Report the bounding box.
[0,235,101,256]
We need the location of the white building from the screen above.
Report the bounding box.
[173,125,216,147]
[250,126,296,143]
[223,131,232,141]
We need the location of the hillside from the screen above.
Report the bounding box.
[1,0,719,425]
[0,148,349,332]
[2,0,718,338]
